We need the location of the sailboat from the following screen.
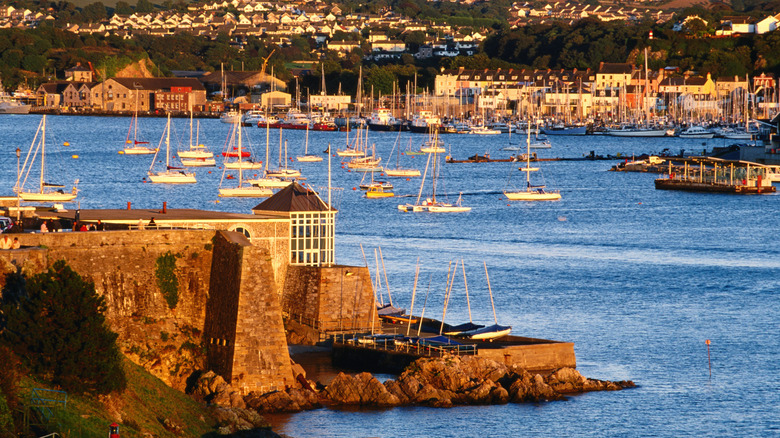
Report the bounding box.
[419,126,446,153]
[384,136,421,178]
[122,90,157,155]
[397,142,470,213]
[222,121,263,170]
[218,113,273,198]
[442,259,485,336]
[337,120,367,157]
[296,124,322,162]
[179,109,215,167]
[457,263,511,341]
[504,122,561,201]
[15,115,79,202]
[147,114,197,184]
[265,132,302,178]
[246,118,294,189]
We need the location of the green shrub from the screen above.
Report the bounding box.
[155,252,179,310]
[0,261,127,395]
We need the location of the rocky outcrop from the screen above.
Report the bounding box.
[324,372,401,406]
[325,356,634,408]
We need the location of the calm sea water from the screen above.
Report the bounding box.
[2,115,779,437]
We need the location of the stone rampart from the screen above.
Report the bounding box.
[0,229,294,393]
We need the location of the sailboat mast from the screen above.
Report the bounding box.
[39,115,46,193]
[431,133,438,202]
[189,104,193,148]
[406,259,420,337]
[526,122,532,187]
[265,108,270,173]
[237,115,243,187]
[484,262,498,325]
[461,259,473,323]
[166,114,171,169]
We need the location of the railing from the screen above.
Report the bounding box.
[23,388,67,432]
[332,333,478,357]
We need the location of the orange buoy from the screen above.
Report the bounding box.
[352,187,356,190]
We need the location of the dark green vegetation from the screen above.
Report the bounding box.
[1,260,127,395]
[156,251,179,309]
[0,261,227,437]
[3,2,780,95]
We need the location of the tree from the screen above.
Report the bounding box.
[0,261,126,395]
[81,2,107,22]
[114,1,133,14]
[136,0,154,13]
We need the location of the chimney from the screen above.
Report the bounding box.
[162,202,167,214]
[127,202,131,210]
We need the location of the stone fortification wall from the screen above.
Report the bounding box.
[204,232,294,394]
[283,265,377,338]
[0,229,293,393]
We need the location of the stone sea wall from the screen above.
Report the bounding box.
[0,229,294,393]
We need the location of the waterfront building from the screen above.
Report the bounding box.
[90,77,206,112]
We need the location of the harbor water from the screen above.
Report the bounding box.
[2,115,778,437]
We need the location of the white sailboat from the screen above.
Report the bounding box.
[15,115,79,202]
[266,133,302,178]
[246,118,293,189]
[147,114,197,184]
[179,109,215,167]
[219,114,273,198]
[222,120,263,170]
[122,91,157,155]
[336,118,366,157]
[504,124,561,201]
[398,142,470,213]
[458,263,511,341]
[384,136,421,178]
[296,124,322,162]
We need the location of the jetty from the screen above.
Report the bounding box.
[653,158,776,194]
[330,318,575,374]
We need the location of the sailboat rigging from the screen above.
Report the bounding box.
[147,114,197,184]
[218,113,273,197]
[122,88,157,155]
[397,139,470,213]
[15,115,79,202]
[179,108,215,166]
[504,121,561,201]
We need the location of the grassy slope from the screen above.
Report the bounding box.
[42,358,218,437]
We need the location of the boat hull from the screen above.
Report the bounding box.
[122,147,157,155]
[542,126,587,135]
[224,161,264,170]
[181,158,216,167]
[18,191,77,202]
[504,190,561,201]
[384,169,421,177]
[296,155,323,162]
[218,186,274,197]
[148,171,197,184]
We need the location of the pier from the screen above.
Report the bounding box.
[330,319,576,374]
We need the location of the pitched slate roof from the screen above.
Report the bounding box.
[252,182,336,213]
